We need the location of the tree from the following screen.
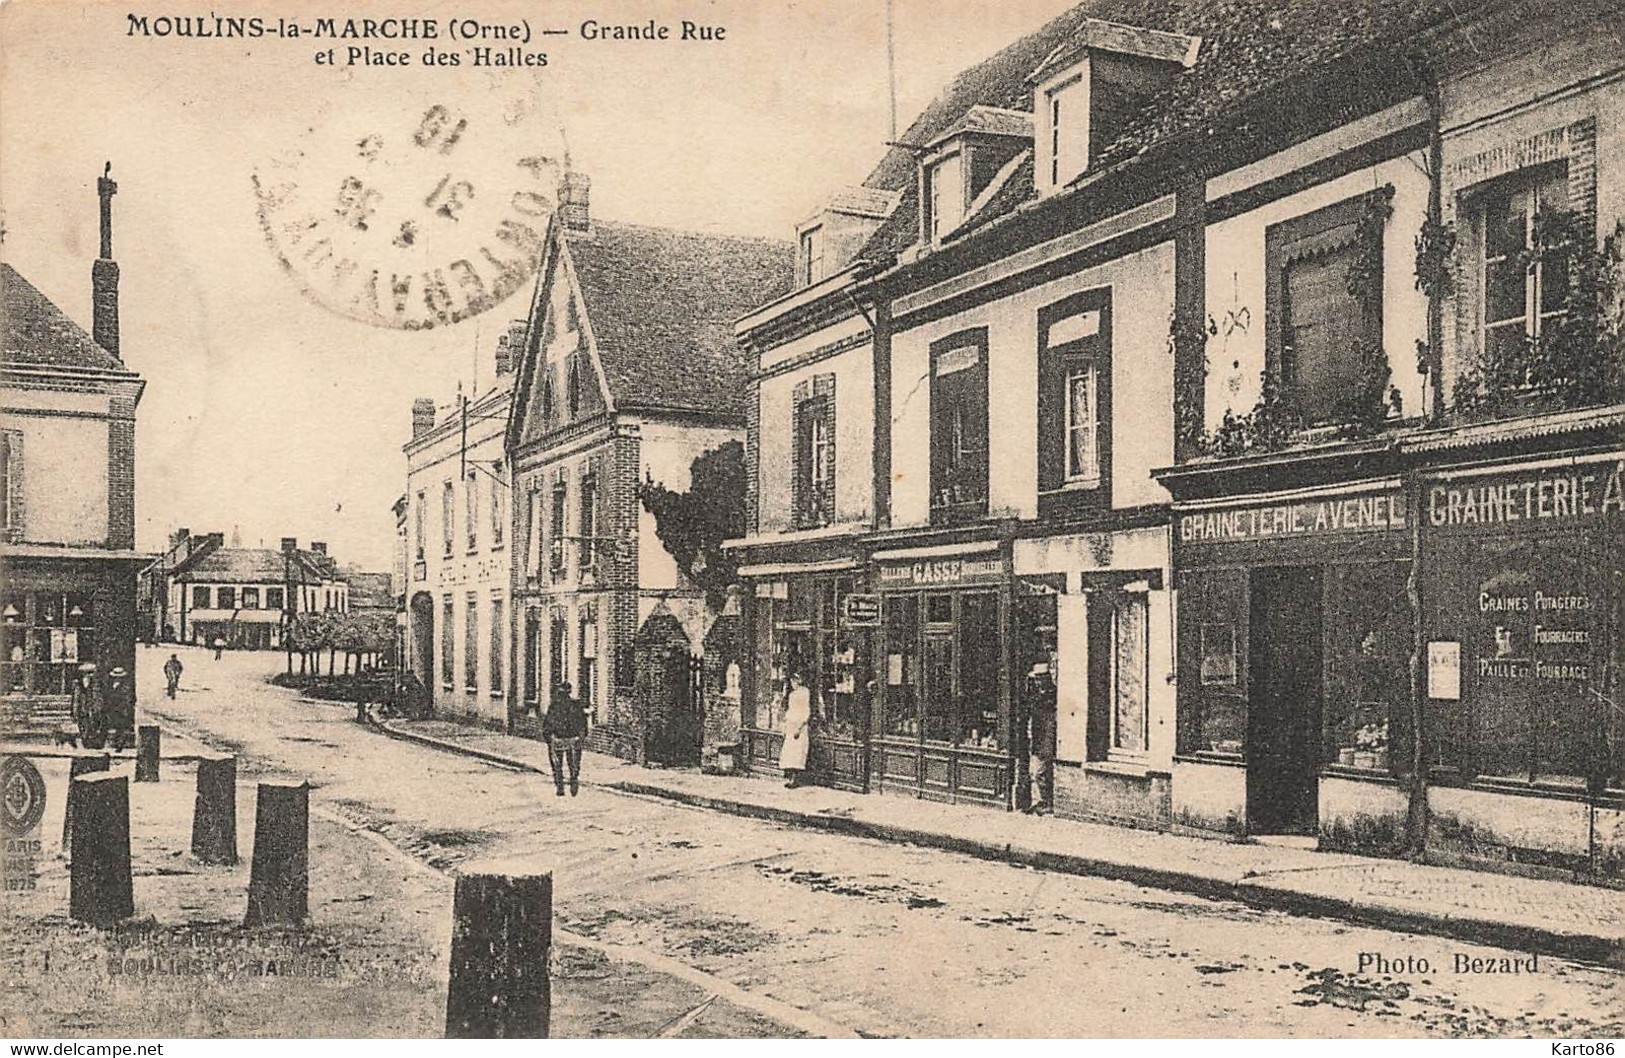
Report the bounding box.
[638,440,746,610]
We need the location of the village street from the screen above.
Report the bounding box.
[135,646,1625,1039]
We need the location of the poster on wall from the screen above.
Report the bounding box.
[1427,641,1460,700]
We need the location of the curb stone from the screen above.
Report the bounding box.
[369,716,1625,969]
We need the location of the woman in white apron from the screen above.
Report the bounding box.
[778,668,812,788]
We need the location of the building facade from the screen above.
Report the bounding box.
[402,335,517,728]
[731,0,1623,877]
[0,169,146,737]
[165,534,350,649]
[505,174,793,761]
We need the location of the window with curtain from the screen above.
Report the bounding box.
[793,379,836,529]
[929,331,988,519]
[1478,166,1570,379]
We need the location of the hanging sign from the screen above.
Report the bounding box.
[841,593,881,627]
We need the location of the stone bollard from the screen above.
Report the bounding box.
[61,754,111,852]
[69,772,134,927]
[445,863,553,1039]
[191,755,239,865]
[244,781,309,927]
[135,725,161,782]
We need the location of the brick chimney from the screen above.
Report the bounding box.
[411,397,437,439]
[92,162,120,359]
[281,537,298,553]
[558,170,591,233]
[310,542,327,555]
[495,319,527,376]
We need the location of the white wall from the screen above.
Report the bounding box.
[5,389,110,546]
[889,242,1176,528]
[756,341,874,533]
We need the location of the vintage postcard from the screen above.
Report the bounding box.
[1,0,1623,1042]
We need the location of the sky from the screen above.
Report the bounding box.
[0,0,1079,569]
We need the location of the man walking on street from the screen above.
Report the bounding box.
[543,682,588,797]
[163,653,184,699]
[212,636,225,661]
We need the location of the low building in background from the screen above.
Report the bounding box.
[164,534,349,650]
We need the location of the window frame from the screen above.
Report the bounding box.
[928,328,990,523]
[1263,187,1391,426]
[463,592,479,693]
[489,594,505,696]
[1472,163,1571,381]
[799,224,824,287]
[490,466,506,549]
[465,467,480,553]
[792,377,837,530]
[1037,288,1112,511]
[413,490,426,562]
[0,429,21,540]
[927,149,966,244]
[440,480,455,558]
[1107,591,1151,761]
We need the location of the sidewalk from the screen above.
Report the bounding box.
[377,715,1625,968]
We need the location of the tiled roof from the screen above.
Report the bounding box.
[1,263,127,374]
[825,186,902,219]
[858,0,1497,261]
[1029,17,1200,83]
[180,547,336,584]
[567,221,794,416]
[925,106,1035,150]
[344,571,395,610]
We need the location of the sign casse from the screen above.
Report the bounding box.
[842,593,881,627]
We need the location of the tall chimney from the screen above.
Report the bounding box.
[281,537,298,553]
[494,333,514,377]
[93,163,121,359]
[310,542,327,555]
[411,397,437,439]
[558,170,591,233]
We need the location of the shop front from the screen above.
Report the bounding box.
[871,542,1014,807]
[1168,478,1413,838]
[741,558,874,791]
[1415,449,1624,874]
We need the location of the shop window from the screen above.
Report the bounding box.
[1475,166,1570,379]
[816,577,867,742]
[440,596,455,689]
[1038,289,1110,499]
[242,588,260,610]
[922,635,955,743]
[266,587,285,610]
[929,330,988,521]
[1323,563,1409,773]
[883,596,920,737]
[0,591,95,696]
[464,594,479,692]
[792,377,836,529]
[218,587,236,611]
[1178,568,1248,757]
[192,585,212,610]
[489,596,505,694]
[1265,189,1389,425]
[751,588,783,732]
[959,592,1001,749]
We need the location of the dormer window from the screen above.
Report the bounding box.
[1044,73,1089,190]
[799,225,825,287]
[927,152,966,244]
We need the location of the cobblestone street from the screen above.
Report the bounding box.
[120,648,1625,1038]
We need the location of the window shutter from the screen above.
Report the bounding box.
[1037,354,1063,492]
[791,380,811,527]
[1,431,21,540]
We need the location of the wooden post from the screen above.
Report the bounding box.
[69,772,134,927]
[135,725,161,782]
[244,781,308,926]
[445,863,553,1039]
[61,754,110,852]
[191,756,239,865]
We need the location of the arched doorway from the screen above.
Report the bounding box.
[409,592,435,691]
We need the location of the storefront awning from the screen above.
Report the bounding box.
[737,557,859,578]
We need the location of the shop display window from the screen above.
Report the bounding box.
[1323,563,1409,772]
[883,596,919,737]
[959,593,1001,749]
[1180,569,1248,757]
[1,591,96,696]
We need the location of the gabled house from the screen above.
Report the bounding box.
[505,174,793,760]
[165,534,350,650]
[1,169,146,739]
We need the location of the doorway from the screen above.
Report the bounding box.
[1247,566,1323,835]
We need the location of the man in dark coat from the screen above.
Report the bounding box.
[543,682,588,797]
[163,653,184,699]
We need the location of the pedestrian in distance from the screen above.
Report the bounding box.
[163,652,184,699]
[778,665,812,789]
[543,681,588,797]
[212,636,225,660]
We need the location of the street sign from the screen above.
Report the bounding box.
[842,593,881,628]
